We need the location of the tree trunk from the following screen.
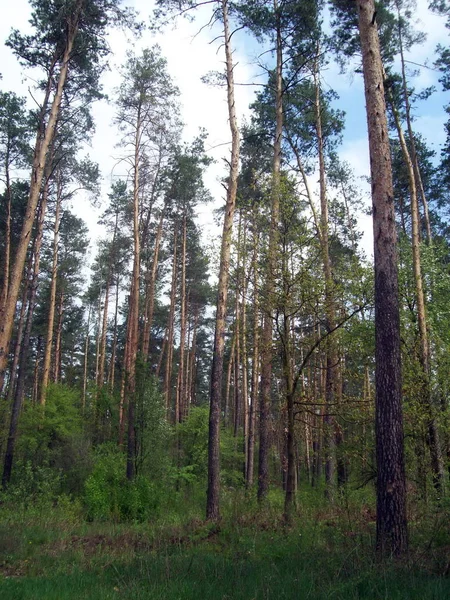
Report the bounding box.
[247,216,259,487]
[357,0,408,557]
[0,152,12,328]
[164,227,178,417]
[314,48,338,499]
[108,275,120,392]
[39,175,62,406]
[82,306,91,412]
[206,0,240,521]
[387,87,444,495]
[258,2,282,503]
[177,213,188,423]
[0,8,82,388]
[396,4,432,244]
[142,206,165,360]
[53,292,64,383]
[126,106,142,481]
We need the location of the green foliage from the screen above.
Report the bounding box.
[18,384,82,464]
[1,487,450,599]
[176,406,245,487]
[0,461,64,508]
[84,444,124,521]
[134,362,171,479]
[84,444,165,522]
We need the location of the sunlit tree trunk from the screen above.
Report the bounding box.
[0,9,81,388]
[206,0,240,520]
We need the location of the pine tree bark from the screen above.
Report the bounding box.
[39,174,62,406]
[164,227,178,417]
[387,90,444,494]
[258,1,282,503]
[142,207,165,360]
[126,107,142,480]
[314,50,339,498]
[206,0,240,520]
[0,4,82,388]
[357,0,408,556]
[177,213,188,423]
[53,291,64,383]
[246,217,259,487]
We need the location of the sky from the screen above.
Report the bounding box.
[0,0,449,265]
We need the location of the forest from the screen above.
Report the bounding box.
[1,0,450,597]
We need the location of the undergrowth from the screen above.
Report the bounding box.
[0,486,449,599]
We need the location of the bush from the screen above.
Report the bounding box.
[84,444,165,521]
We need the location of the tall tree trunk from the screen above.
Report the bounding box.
[5,259,30,404]
[314,48,338,499]
[82,306,91,412]
[396,3,432,244]
[0,151,12,328]
[357,0,408,557]
[258,1,282,503]
[247,215,259,487]
[164,228,178,417]
[177,213,187,423]
[126,106,142,481]
[0,7,82,387]
[241,223,249,481]
[108,275,120,392]
[387,88,444,495]
[224,333,236,427]
[206,0,240,520]
[3,179,50,485]
[282,310,296,520]
[39,175,62,406]
[142,206,165,360]
[53,292,64,383]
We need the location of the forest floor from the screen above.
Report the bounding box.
[0,488,449,599]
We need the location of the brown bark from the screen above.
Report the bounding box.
[224,333,236,427]
[206,0,240,520]
[258,0,282,503]
[3,179,50,486]
[246,217,259,487]
[177,213,188,423]
[314,49,338,498]
[387,87,444,495]
[0,152,12,325]
[396,4,432,244]
[164,227,178,417]
[39,175,62,406]
[53,292,64,383]
[357,0,408,556]
[0,5,82,388]
[142,207,165,360]
[126,106,142,480]
[82,306,91,412]
[108,275,120,392]
[5,262,30,404]
[240,223,249,480]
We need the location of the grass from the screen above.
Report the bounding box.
[1,487,449,599]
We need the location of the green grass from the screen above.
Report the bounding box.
[1,488,449,599]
